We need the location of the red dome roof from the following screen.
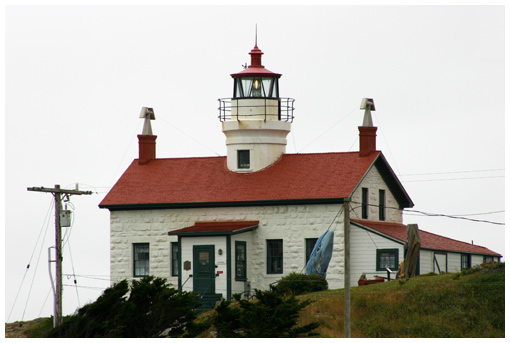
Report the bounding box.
[231,44,281,78]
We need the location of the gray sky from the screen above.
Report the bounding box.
[4,4,506,322]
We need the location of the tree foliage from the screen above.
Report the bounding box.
[47,276,203,338]
[213,287,320,338]
[273,272,328,295]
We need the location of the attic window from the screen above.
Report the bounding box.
[362,188,368,219]
[238,150,250,169]
[379,189,386,221]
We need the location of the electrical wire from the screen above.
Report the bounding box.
[157,115,222,156]
[38,288,52,318]
[109,120,143,187]
[66,235,81,308]
[297,107,357,153]
[20,200,54,322]
[351,201,505,225]
[401,175,504,182]
[398,168,504,176]
[7,199,54,322]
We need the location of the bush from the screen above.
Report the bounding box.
[213,288,319,338]
[273,272,328,295]
[47,276,203,338]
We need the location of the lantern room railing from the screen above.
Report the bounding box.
[218,97,295,122]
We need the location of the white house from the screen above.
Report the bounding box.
[99,43,501,307]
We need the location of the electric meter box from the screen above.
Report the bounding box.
[60,210,72,227]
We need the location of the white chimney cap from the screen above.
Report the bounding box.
[140,107,155,119]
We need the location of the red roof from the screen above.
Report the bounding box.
[99,152,381,208]
[168,221,259,236]
[352,219,501,256]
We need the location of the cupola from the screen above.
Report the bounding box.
[219,42,295,173]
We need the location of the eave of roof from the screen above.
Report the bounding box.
[351,219,501,257]
[168,221,259,237]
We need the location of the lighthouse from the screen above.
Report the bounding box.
[219,43,295,172]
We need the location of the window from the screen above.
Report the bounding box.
[379,189,386,221]
[267,239,283,274]
[376,249,398,271]
[305,238,318,264]
[133,243,150,277]
[362,188,368,219]
[483,256,495,263]
[171,242,179,277]
[238,150,250,169]
[233,77,278,98]
[235,241,247,280]
[461,254,471,270]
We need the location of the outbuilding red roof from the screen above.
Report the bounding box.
[99,151,383,209]
[351,219,501,256]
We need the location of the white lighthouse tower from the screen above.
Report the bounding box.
[219,43,294,172]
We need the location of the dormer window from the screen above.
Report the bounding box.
[238,150,250,169]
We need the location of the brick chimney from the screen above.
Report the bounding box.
[138,134,157,165]
[359,98,377,157]
[138,107,156,165]
[359,126,377,157]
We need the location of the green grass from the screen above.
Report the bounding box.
[25,317,54,338]
[19,263,505,338]
[297,263,505,338]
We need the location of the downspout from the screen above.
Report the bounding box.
[226,235,232,299]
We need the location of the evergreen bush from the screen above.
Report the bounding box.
[273,272,328,295]
[213,288,319,338]
[47,276,203,338]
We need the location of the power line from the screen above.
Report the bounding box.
[351,201,505,225]
[403,209,505,225]
[398,168,504,176]
[401,175,504,182]
[158,115,222,156]
[298,107,357,153]
[8,199,54,323]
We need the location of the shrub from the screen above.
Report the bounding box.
[213,288,319,338]
[47,276,203,338]
[273,272,328,295]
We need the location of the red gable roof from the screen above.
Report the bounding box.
[168,221,259,236]
[351,219,501,256]
[99,151,382,209]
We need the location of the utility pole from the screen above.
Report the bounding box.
[343,197,351,338]
[28,185,92,327]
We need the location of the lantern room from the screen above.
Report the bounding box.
[220,43,294,173]
[231,44,280,99]
[218,44,294,122]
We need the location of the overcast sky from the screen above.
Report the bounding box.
[4,4,506,323]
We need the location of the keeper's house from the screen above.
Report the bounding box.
[99,43,501,306]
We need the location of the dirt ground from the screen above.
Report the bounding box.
[5,318,48,338]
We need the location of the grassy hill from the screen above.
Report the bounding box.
[6,263,504,338]
[296,262,504,338]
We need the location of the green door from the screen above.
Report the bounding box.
[193,245,216,296]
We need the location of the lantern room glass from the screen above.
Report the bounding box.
[234,77,279,98]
